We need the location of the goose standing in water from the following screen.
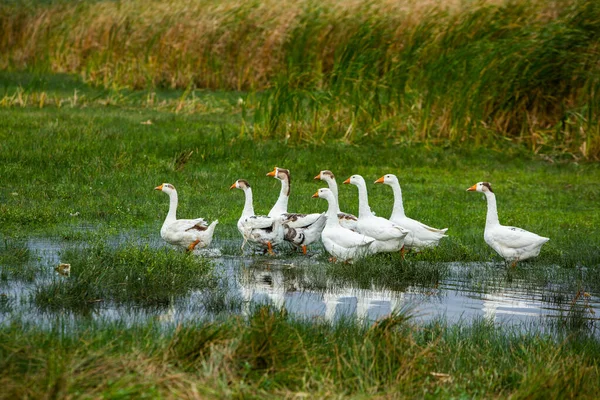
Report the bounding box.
[467,182,549,266]
[313,188,375,262]
[155,183,218,252]
[314,170,358,230]
[344,175,409,253]
[267,167,326,254]
[230,179,284,255]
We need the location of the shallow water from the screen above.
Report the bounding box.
[1,237,598,334]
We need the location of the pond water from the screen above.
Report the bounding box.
[1,237,598,335]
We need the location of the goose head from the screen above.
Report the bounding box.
[343,174,366,187]
[467,182,493,193]
[230,179,251,191]
[312,187,334,201]
[266,167,290,182]
[155,183,176,194]
[374,174,399,186]
[314,170,335,182]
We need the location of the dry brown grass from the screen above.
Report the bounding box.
[1,0,510,89]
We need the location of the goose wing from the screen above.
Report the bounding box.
[492,226,548,249]
[168,218,208,232]
[241,215,275,229]
[326,227,375,248]
[282,212,323,228]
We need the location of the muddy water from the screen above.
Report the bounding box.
[1,238,598,333]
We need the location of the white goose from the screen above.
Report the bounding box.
[467,182,549,265]
[312,188,375,262]
[314,170,358,230]
[230,179,284,254]
[343,175,409,253]
[155,183,218,251]
[375,174,448,250]
[266,167,326,254]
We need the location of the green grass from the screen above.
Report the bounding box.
[1,306,599,398]
[0,239,39,283]
[1,74,599,268]
[33,243,216,311]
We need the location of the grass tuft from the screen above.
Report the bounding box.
[33,243,216,311]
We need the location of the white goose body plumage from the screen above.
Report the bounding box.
[155,183,218,251]
[344,175,408,253]
[468,182,549,263]
[376,174,447,250]
[314,188,375,262]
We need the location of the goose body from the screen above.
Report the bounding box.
[267,167,326,254]
[314,170,358,231]
[230,179,284,254]
[467,182,549,263]
[344,175,409,253]
[155,183,218,251]
[313,188,375,262]
[375,174,447,250]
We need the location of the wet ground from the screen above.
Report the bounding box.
[1,237,598,334]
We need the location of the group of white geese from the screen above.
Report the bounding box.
[155,167,549,265]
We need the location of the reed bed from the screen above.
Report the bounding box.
[1,0,599,158]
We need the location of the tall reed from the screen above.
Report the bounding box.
[1,0,598,157]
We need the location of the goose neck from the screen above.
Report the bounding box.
[165,190,178,222]
[356,182,373,218]
[326,179,341,213]
[242,188,255,218]
[390,181,406,219]
[269,178,289,217]
[484,191,500,227]
[325,195,341,227]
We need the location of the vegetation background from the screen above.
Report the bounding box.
[1,0,599,159]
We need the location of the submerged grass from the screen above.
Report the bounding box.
[33,243,216,311]
[326,253,449,292]
[1,0,599,157]
[1,306,599,398]
[0,238,39,283]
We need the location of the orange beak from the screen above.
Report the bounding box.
[266,168,277,177]
[229,182,237,190]
[312,191,319,198]
[374,177,384,184]
[343,178,351,184]
[314,172,321,180]
[154,184,163,191]
[466,184,477,192]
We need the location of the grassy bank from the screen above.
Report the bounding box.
[1,73,599,267]
[1,0,599,157]
[1,307,599,398]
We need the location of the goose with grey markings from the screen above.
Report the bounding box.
[155,183,218,252]
[230,179,284,254]
[267,167,326,254]
[314,170,358,231]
